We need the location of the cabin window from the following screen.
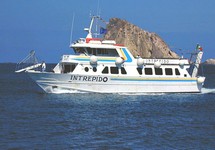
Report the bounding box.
[97,49,101,54]
[145,68,153,75]
[165,68,173,75]
[63,64,77,73]
[87,48,93,55]
[73,47,87,55]
[110,67,119,74]
[175,68,180,76]
[107,49,119,56]
[121,67,127,74]
[86,48,96,55]
[137,68,142,75]
[155,68,163,75]
[86,48,119,57]
[102,66,109,74]
[97,49,108,55]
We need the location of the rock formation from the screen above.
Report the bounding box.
[104,18,178,58]
[204,59,215,65]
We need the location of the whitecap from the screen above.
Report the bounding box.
[200,88,215,94]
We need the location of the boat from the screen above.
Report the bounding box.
[15,16,205,93]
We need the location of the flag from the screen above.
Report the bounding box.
[196,44,203,51]
[100,27,107,34]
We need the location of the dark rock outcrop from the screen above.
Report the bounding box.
[104,18,178,58]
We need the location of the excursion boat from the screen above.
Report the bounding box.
[16,16,205,93]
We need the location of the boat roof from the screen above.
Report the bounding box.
[70,38,124,49]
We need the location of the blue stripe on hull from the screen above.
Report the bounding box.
[111,78,196,83]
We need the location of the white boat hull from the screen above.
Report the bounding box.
[27,71,204,93]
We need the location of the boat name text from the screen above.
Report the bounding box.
[70,75,108,82]
[144,59,170,64]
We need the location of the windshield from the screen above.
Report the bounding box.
[73,47,88,56]
[73,47,119,57]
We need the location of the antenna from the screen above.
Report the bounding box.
[70,13,75,45]
[95,0,100,37]
[96,0,100,16]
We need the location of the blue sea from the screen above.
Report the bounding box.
[0,63,215,149]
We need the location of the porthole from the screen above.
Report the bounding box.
[93,67,97,72]
[84,67,89,72]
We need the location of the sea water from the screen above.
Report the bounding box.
[0,63,215,149]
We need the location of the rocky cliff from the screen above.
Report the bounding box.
[104,18,178,58]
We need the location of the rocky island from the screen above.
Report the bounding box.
[104,18,178,58]
[204,59,215,65]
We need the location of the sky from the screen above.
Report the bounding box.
[0,0,215,63]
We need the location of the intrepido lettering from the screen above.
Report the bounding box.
[145,59,169,64]
[70,75,108,82]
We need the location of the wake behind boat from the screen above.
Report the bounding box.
[15,16,205,93]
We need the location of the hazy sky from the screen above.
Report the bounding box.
[0,0,215,63]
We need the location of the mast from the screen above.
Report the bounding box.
[85,16,96,39]
[191,51,203,77]
[69,13,75,44]
[189,44,204,77]
[84,15,108,39]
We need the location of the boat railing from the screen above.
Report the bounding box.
[15,50,42,73]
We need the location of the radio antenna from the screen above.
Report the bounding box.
[97,0,100,16]
[95,0,100,37]
[70,13,75,45]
